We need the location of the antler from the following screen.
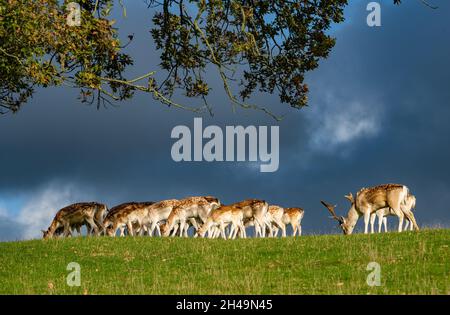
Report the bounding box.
[320,200,342,223]
[344,192,354,203]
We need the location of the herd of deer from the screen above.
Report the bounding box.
[41,183,419,239]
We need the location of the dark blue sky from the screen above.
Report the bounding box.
[1,1,449,240]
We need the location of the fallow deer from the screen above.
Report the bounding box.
[103,202,154,237]
[161,196,221,237]
[196,205,246,239]
[145,199,180,236]
[42,202,107,239]
[233,199,269,237]
[321,184,419,235]
[266,205,286,237]
[270,207,305,237]
[370,194,417,233]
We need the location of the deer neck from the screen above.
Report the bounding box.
[346,205,359,227]
[47,219,61,236]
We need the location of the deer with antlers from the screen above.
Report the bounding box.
[321,184,419,235]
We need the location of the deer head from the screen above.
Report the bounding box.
[320,200,356,235]
[160,222,170,237]
[41,229,52,239]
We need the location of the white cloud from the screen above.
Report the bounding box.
[13,183,91,240]
[0,206,7,217]
[308,94,382,153]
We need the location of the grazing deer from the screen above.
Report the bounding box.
[146,199,180,236]
[161,196,221,237]
[270,207,305,237]
[54,202,108,237]
[232,199,269,237]
[196,205,246,239]
[370,194,417,233]
[266,205,286,237]
[42,202,107,239]
[321,184,419,235]
[403,194,417,231]
[103,202,154,237]
[103,202,132,236]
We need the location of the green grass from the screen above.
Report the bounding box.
[0,229,449,294]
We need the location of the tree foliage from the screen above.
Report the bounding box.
[150,0,347,115]
[0,0,137,114]
[0,0,424,117]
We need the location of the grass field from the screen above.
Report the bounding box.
[0,229,448,294]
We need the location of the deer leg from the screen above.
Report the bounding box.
[226,223,233,239]
[220,223,227,239]
[236,225,242,238]
[88,225,94,236]
[289,223,297,236]
[404,211,419,231]
[266,221,273,237]
[181,222,187,237]
[272,226,279,237]
[96,221,105,236]
[364,211,371,234]
[274,220,286,237]
[281,223,286,237]
[155,223,162,236]
[149,221,158,237]
[397,211,404,232]
[377,212,383,233]
[370,213,376,234]
[404,219,409,231]
[63,222,71,237]
[229,224,236,239]
[178,221,186,237]
[126,222,134,236]
[239,223,246,238]
[254,223,260,238]
[230,224,237,239]
[209,226,216,238]
[265,222,273,237]
[182,221,189,237]
[143,224,149,236]
[170,223,179,237]
[86,218,99,236]
[257,217,266,237]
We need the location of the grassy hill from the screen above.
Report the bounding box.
[0,229,448,294]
